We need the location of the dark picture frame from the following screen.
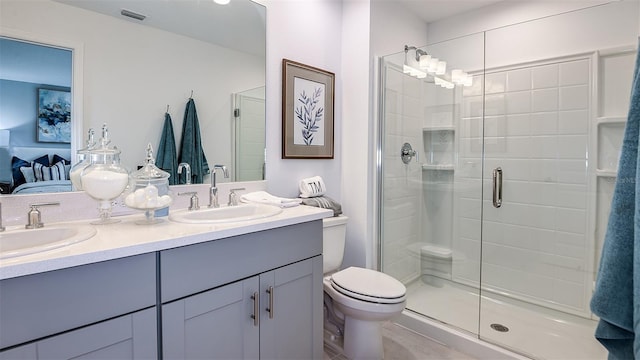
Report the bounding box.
[37,88,71,143]
[282,59,335,159]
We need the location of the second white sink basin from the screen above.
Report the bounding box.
[0,225,97,260]
[169,203,283,224]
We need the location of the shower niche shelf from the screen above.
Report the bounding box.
[422,164,455,171]
[596,116,625,177]
[423,127,455,171]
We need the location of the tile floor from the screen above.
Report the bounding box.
[323,321,477,360]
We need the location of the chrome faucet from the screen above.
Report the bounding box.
[177,162,191,185]
[209,165,229,208]
[25,202,60,229]
[0,202,5,232]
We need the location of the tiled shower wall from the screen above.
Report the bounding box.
[457,57,593,315]
[381,63,423,283]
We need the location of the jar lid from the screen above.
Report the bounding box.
[131,143,170,181]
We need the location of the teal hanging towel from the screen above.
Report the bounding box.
[591,42,640,360]
[178,97,209,184]
[157,111,178,185]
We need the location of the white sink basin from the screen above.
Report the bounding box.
[169,203,283,224]
[0,225,97,259]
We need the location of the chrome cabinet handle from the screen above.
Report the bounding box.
[250,292,259,327]
[493,167,502,208]
[265,286,274,319]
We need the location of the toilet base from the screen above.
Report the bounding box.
[343,317,384,360]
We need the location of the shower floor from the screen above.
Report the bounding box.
[405,278,606,359]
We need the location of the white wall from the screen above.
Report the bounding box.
[1,0,264,174]
[340,0,372,268]
[426,0,613,45]
[264,0,343,201]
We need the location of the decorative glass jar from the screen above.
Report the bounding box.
[69,128,96,191]
[125,143,172,225]
[80,125,129,225]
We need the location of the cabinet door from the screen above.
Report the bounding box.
[259,256,323,360]
[163,276,260,360]
[0,307,157,360]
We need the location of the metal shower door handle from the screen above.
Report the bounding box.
[401,143,417,164]
[493,167,502,208]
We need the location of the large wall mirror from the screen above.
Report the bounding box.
[0,0,266,196]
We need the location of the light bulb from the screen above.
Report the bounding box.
[214,0,230,4]
[427,58,439,73]
[419,54,432,69]
[451,69,463,84]
[435,61,447,75]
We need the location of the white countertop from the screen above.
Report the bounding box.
[0,205,333,280]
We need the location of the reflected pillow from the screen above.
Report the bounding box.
[20,161,67,182]
[53,154,70,165]
[11,155,50,187]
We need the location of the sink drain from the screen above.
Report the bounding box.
[490,323,509,332]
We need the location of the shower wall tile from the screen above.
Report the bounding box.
[530,136,558,158]
[506,91,531,114]
[506,68,532,92]
[557,159,588,184]
[530,112,558,135]
[555,208,587,234]
[483,115,506,138]
[505,114,531,136]
[532,64,559,89]
[559,110,589,134]
[485,72,506,94]
[462,96,483,118]
[559,85,589,110]
[528,159,558,182]
[557,135,587,159]
[385,89,400,114]
[559,59,589,86]
[403,95,423,119]
[460,117,483,138]
[556,184,588,209]
[532,88,559,112]
[484,93,506,116]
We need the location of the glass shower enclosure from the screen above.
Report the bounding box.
[378,3,639,358]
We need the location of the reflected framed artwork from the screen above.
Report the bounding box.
[282,59,334,159]
[37,88,71,143]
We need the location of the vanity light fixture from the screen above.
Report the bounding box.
[120,9,146,21]
[404,45,473,87]
[214,0,231,4]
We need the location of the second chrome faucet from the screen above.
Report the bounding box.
[209,165,229,208]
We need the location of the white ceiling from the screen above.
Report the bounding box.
[390,0,503,23]
[53,0,266,57]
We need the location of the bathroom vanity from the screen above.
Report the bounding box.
[0,205,330,359]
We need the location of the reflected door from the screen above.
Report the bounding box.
[233,88,265,182]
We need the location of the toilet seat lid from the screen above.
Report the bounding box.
[330,267,406,304]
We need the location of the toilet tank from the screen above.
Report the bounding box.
[322,215,348,274]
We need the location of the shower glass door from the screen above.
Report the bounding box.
[379,3,638,358]
[477,7,638,358]
[379,32,485,336]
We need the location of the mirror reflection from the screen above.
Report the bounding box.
[0,0,266,195]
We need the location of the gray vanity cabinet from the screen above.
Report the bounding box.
[162,276,260,359]
[0,253,157,358]
[259,256,323,360]
[160,221,324,360]
[0,308,157,360]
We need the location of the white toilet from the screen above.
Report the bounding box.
[322,215,406,360]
